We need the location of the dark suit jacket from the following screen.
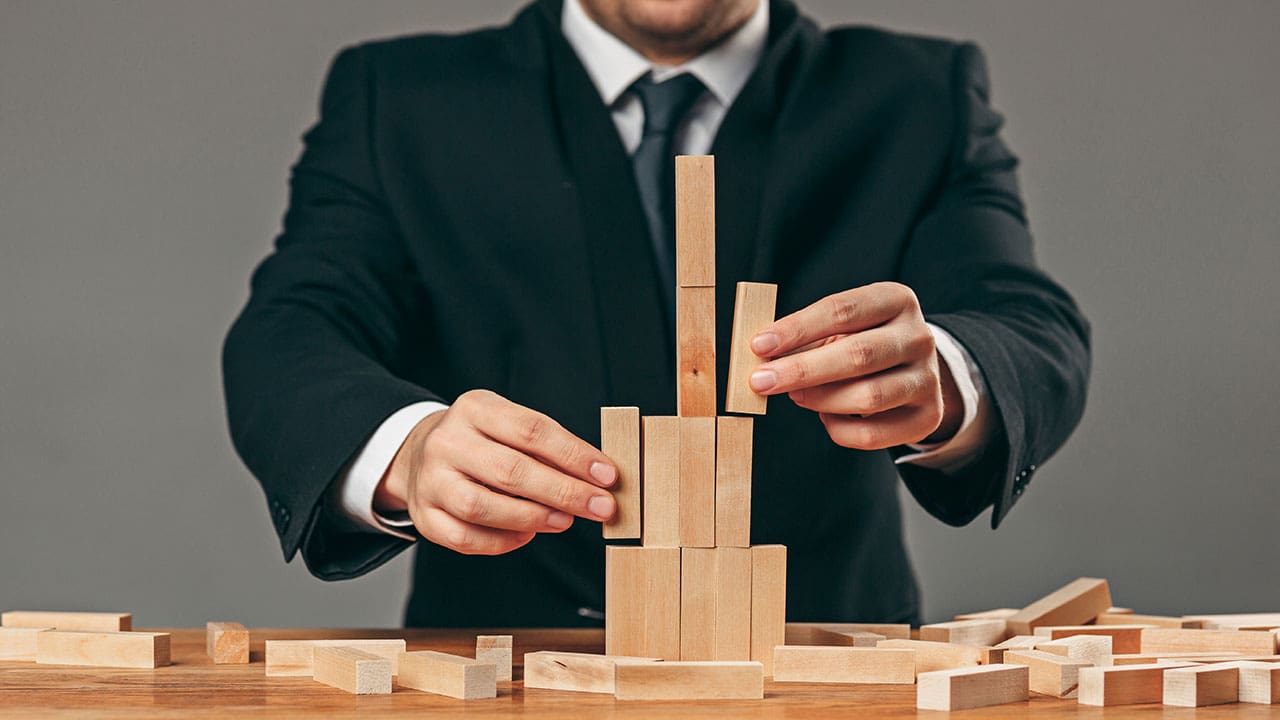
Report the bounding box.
[222,0,1090,627]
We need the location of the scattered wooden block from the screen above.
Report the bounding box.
[205,622,249,665]
[1004,649,1092,697]
[1077,662,1196,706]
[1183,613,1280,631]
[36,630,170,669]
[920,619,1008,647]
[876,639,986,673]
[725,282,777,415]
[916,664,1029,711]
[522,651,660,694]
[678,416,715,547]
[1162,663,1239,707]
[614,661,764,700]
[0,627,51,662]
[1034,625,1150,653]
[674,155,715,288]
[786,622,910,644]
[2,611,131,632]
[398,650,496,700]
[676,286,716,417]
[264,639,405,677]
[749,544,786,675]
[800,629,885,647]
[773,646,915,684]
[313,646,392,695]
[640,416,680,547]
[600,407,641,539]
[714,416,752,547]
[1036,634,1112,667]
[993,635,1041,651]
[1096,612,1201,629]
[1107,607,1134,614]
[605,546,680,660]
[476,635,512,682]
[1005,577,1112,635]
[1141,627,1279,655]
[1237,660,1280,704]
[954,608,1018,622]
[680,547,751,660]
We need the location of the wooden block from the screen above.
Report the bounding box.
[0,626,51,662]
[749,544,786,675]
[476,635,512,682]
[876,639,986,673]
[1005,577,1112,635]
[1034,625,1150,653]
[1237,660,1280,704]
[674,155,714,288]
[36,630,170,669]
[920,619,1008,647]
[644,547,681,660]
[797,629,886,648]
[2,611,131,632]
[714,416,752,547]
[640,416,680,547]
[954,608,1018,622]
[1183,613,1280,631]
[773,646,915,684]
[313,646,392,695]
[1097,612,1201,629]
[680,547,751,660]
[264,639,405,677]
[725,282,777,415]
[714,548,751,661]
[1107,607,1134,614]
[980,647,1007,665]
[676,286,716,417]
[678,416,715,546]
[522,652,660,694]
[614,661,763,700]
[1077,662,1197,706]
[600,407,641,539]
[1162,663,1239,706]
[786,622,910,644]
[1005,649,1092,698]
[1141,627,1279,655]
[1036,634,1112,667]
[398,650,496,700]
[605,546,680,660]
[916,664,1029,711]
[993,635,1041,651]
[205,622,249,665]
[680,548,716,661]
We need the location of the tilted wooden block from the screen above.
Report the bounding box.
[600,407,641,539]
[749,544,786,675]
[640,416,679,547]
[476,635,512,681]
[916,664,1029,711]
[0,626,51,662]
[1034,625,1150,654]
[680,547,751,660]
[614,661,764,700]
[522,652,660,694]
[1077,662,1197,706]
[1035,633,1112,667]
[786,622,910,644]
[1162,663,1239,707]
[1141,627,1279,655]
[678,416,716,547]
[264,639,405,677]
[605,546,680,660]
[1236,660,1280,704]
[1005,577,1112,635]
[676,286,716,417]
[714,416,752,547]
[725,282,777,415]
[674,155,715,288]
[773,646,915,684]
[797,629,885,647]
[919,619,1008,647]
[36,630,170,668]
[1004,649,1092,698]
[876,639,987,673]
[206,622,249,665]
[954,608,1018,622]
[1096,612,1201,629]
[2,611,131,632]
[398,650,496,700]
[313,646,392,695]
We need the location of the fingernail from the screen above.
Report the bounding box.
[751,332,780,355]
[547,511,573,530]
[749,369,777,392]
[589,461,617,486]
[588,495,615,520]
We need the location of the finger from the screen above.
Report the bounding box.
[819,404,944,450]
[789,365,935,415]
[427,471,575,534]
[750,324,930,395]
[415,505,537,556]
[751,283,913,359]
[452,436,616,523]
[465,393,618,488]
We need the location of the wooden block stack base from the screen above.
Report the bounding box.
[1162,663,1239,707]
[312,646,392,695]
[916,664,1029,711]
[476,635,512,682]
[398,651,496,700]
[772,646,915,684]
[614,661,764,700]
[36,630,170,669]
[206,622,249,665]
[522,652,660,694]
[2,611,131,632]
[264,639,405,677]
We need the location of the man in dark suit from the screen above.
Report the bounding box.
[223,0,1089,627]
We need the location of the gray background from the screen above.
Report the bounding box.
[2,1,1276,627]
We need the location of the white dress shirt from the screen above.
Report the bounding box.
[330,0,994,538]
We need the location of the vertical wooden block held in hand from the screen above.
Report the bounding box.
[725,282,777,415]
[600,407,641,539]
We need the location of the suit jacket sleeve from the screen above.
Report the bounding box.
[894,42,1092,528]
[222,45,436,579]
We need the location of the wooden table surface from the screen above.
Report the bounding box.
[0,627,1274,718]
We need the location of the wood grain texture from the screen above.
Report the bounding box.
[1035,634,1112,667]
[605,547,681,660]
[919,619,1008,647]
[750,544,786,675]
[773,646,914,684]
[676,286,717,417]
[679,547,750,661]
[36,630,169,669]
[713,416,752,547]
[600,407,641,539]
[0,626,50,662]
[1006,578,1112,635]
[1034,625,1150,654]
[1077,662,1197,706]
[640,416,680,547]
[1237,660,1280,704]
[1096,612,1201,628]
[1183,613,1280,631]
[312,646,391,695]
[614,661,763,700]
[955,608,1019,622]
[674,155,715,288]
[206,622,249,664]
[522,651,659,694]
[876,639,987,673]
[1140,628,1279,655]
[476,635,513,682]
[787,623,910,644]
[916,664,1029,711]
[398,650,496,700]
[1162,663,1239,707]
[678,416,715,547]
[264,639,405,677]
[1004,649,1091,698]
[725,282,777,415]
[3,611,131,632]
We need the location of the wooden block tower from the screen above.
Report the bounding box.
[602,156,786,674]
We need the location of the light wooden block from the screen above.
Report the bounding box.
[614,661,763,700]
[0,627,51,661]
[725,282,777,415]
[749,544,786,675]
[674,155,715,288]
[264,639,405,677]
[1183,613,1280,631]
[786,622,911,643]
[1077,662,1196,706]
[205,622,249,665]
[1005,577,1112,635]
[1162,663,1239,707]
[600,407,641,539]
[313,646,392,695]
[1097,612,1201,628]
[640,416,680,547]
[680,547,751,661]
[876,639,987,673]
[522,652,660,694]
[773,646,915,684]
[398,650,496,700]
[1107,607,1134,614]
[714,416,752,547]
[1035,634,1112,667]
[2,611,131,632]
[993,635,1041,651]
[916,664,1029,711]
[36,630,170,669]
[678,416,715,546]
[1141,627,1278,655]
[955,608,1018,622]
[680,548,716,661]
[476,635,512,681]
[1004,649,1092,698]
[797,629,886,647]
[605,546,681,660]
[676,286,716,417]
[1034,625,1150,653]
[920,619,1008,647]
[1237,660,1280,704]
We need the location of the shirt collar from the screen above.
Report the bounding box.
[561,0,769,108]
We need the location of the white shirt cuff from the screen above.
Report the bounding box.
[895,323,993,475]
[329,401,450,540]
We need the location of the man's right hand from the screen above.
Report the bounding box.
[372,390,618,555]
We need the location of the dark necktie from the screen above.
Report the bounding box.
[628,72,706,318]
